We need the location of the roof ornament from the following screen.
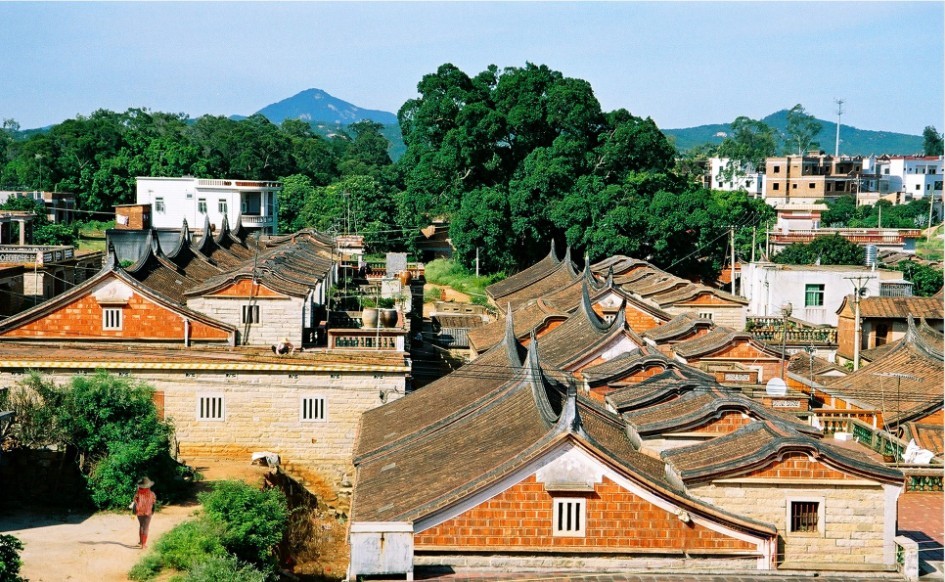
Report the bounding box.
[605,265,615,289]
[230,210,242,236]
[104,241,119,271]
[905,314,917,344]
[502,304,524,369]
[553,382,587,438]
[549,239,560,264]
[580,279,610,331]
[150,228,164,257]
[217,213,230,242]
[198,214,213,248]
[525,333,558,425]
[180,218,191,244]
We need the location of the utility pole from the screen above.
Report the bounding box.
[834,98,844,157]
[845,275,874,371]
[928,194,936,242]
[475,247,480,278]
[751,227,757,263]
[730,227,736,295]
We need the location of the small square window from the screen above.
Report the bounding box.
[102,308,122,330]
[219,199,228,214]
[804,284,825,307]
[773,183,780,191]
[808,183,815,189]
[197,394,225,421]
[698,312,713,320]
[915,184,921,191]
[553,498,586,537]
[154,197,165,213]
[198,198,207,214]
[773,165,781,174]
[792,183,798,189]
[242,305,260,324]
[301,397,326,422]
[790,501,819,533]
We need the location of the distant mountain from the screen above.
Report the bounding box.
[256,88,398,126]
[663,110,925,156]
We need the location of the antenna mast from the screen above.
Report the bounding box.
[834,98,844,157]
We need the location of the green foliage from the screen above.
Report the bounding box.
[716,116,777,184]
[423,286,443,303]
[424,258,502,301]
[894,260,944,297]
[4,371,191,509]
[772,234,865,266]
[0,534,25,582]
[199,481,287,568]
[924,126,944,156]
[822,197,935,230]
[174,555,267,582]
[784,104,822,155]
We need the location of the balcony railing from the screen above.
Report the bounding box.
[240,215,275,227]
[0,245,74,265]
[769,228,923,247]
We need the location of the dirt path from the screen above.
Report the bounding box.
[0,460,269,582]
[1,504,197,582]
[422,283,472,317]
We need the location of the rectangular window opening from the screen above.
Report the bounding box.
[241,305,260,324]
[154,197,165,213]
[102,307,122,330]
[553,498,586,537]
[790,501,819,533]
[219,199,228,214]
[301,397,326,422]
[804,284,825,307]
[197,395,224,421]
[198,198,207,214]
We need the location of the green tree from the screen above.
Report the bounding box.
[894,260,944,297]
[923,126,944,156]
[821,195,857,227]
[450,185,516,272]
[716,116,777,187]
[772,234,865,265]
[0,534,25,582]
[784,104,822,155]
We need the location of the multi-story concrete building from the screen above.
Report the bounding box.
[136,177,280,234]
[763,153,872,206]
[864,155,943,203]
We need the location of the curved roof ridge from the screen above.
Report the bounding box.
[580,279,611,332]
[503,305,526,370]
[125,229,161,273]
[908,315,944,360]
[525,334,559,427]
[214,213,231,244]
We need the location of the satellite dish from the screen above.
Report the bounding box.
[765,377,788,397]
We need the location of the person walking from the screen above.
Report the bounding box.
[130,477,156,549]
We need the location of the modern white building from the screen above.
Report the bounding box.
[708,157,764,197]
[741,262,910,326]
[135,177,280,233]
[863,156,943,203]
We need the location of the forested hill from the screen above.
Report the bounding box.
[664,109,925,156]
[255,88,398,126]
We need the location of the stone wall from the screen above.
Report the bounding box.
[188,295,305,346]
[665,305,745,331]
[690,480,895,566]
[0,367,405,513]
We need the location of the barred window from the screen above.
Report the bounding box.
[553,498,586,536]
[301,397,326,422]
[102,308,122,330]
[197,394,224,421]
[241,305,260,324]
[790,501,819,533]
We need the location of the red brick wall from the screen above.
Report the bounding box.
[2,292,230,341]
[697,412,753,434]
[415,475,755,551]
[686,340,780,381]
[624,306,664,334]
[206,279,285,298]
[741,453,855,480]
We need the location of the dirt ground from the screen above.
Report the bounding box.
[422,283,472,316]
[0,460,270,582]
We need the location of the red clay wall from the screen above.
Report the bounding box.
[205,279,285,298]
[2,292,230,341]
[741,452,857,481]
[415,475,755,552]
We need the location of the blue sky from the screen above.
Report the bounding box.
[2,2,942,135]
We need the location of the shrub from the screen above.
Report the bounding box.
[199,481,288,568]
[129,519,227,581]
[0,534,25,582]
[173,555,267,582]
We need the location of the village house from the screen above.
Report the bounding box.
[0,231,409,511]
[836,295,944,364]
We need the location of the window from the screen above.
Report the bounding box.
[915,184,921,191]
[804,284,825,307]
[553,498,586,536]
[773,165,781,174]
[792,183,798,189]
[198,198,207,214]
[808,183,816,189]
[197,394,225,421]
[301,397,326,422]
[773,183,780,191]
[102,308,122,330]
[935,181,943,191]
[219,199,228,214]
[790,501,820,533]
[698,312,713,320]
[241,305,260,324]
[154,197,165,213]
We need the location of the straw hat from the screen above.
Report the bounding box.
[136,476,154,489]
